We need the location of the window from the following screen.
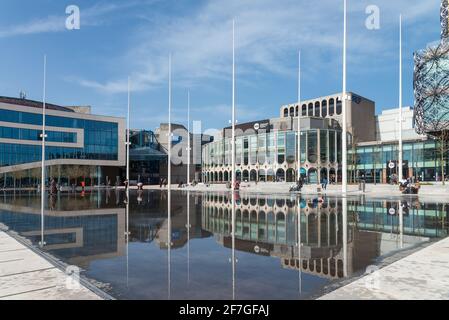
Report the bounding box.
[329,99,335,116]
[308,103,313,116]
[302,104,307,116]
[314,102,320,117]
[336,97,342,115]
[322,100,328,117]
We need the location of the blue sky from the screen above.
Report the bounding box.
[0,0,442,131]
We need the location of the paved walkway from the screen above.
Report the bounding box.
[319,237,449,300]
[0,231,101,300]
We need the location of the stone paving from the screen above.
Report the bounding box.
[0,231,102,300]
[319,236,449,300]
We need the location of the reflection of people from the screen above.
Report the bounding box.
[50,178,58,195]
[137,190,143,204]
[49,195,57,210]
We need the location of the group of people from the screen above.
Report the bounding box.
[399,177,421,194]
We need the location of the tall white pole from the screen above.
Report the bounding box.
[126,77,131,184]
[40,55,47,248]
[231,20,236,191]
[187,90,191,185]
[231,19,237,301]
[125,77,130,288]
[167,53,172,300]
[342,0,348,193]
[297,50,301,181]
[398,14,403,181]
[186,191,190,283]
[168,54,172,191]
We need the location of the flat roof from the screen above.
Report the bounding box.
[0,96,75,113]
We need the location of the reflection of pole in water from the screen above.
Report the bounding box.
[126,189,130,289]
[187,191,191,283]
[342,196,348,278]
[297,197,302,298]
[231,191,236,300]
[398,200,404,249]
[167,53,172,300]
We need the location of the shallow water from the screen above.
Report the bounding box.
[0,190,447,300]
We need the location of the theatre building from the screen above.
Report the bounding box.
[202,90,447,184]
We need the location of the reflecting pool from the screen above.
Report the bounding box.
[0,190,447,300]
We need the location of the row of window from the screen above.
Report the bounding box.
[0,109,118,131]
[283,98,343,118]
[203,130,342,166]
[0,143,118,167]
[0,126,77,143]
[0,109,120,167]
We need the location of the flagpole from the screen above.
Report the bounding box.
[231,19,236,301]
[167,53,172,300]
[398,14,403,181]
[40,54,47,248]
[231,20,236,191]
[297,50,301,182]
[126,77,130,288]
[127,77,131,184]
[187,90,191,185]
[341,0,348,193]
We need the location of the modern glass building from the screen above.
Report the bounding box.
[414,0,449,135]
[202,89,449,184]
[128,129,167,185]
[0,96,125,188]
[203,126,342,184]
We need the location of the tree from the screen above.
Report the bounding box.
[349,135,360,184]
[435,130,449,185]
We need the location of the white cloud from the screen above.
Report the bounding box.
[0,1,156,38]
[73,0,439,95]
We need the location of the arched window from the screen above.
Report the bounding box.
[308,103,313,116]
[283,108,289,117]
[321,100,328,117]
[302,104,307,116]
[289,107,295,117]
[314,101,320,117]
[336,97,342,115]
[295,105,299,117]
[329,98,335,116]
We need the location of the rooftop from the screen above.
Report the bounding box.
[0,96,75,113]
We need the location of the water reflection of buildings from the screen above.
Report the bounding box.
[154,191,212,249]
[0,192,126,269]
[202,193,448,280]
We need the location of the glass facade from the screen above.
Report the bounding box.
[202,128,341,183]
[0,108,119,168]
[350,140,449,183]
[0,126,76,143]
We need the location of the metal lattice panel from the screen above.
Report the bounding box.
[414,41,449,135]
[442,0,449,40]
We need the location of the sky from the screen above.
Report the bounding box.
[0,0,442,132]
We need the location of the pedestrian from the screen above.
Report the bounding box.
[159,178,163,188]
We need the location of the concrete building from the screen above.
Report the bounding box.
[202,89,448,184]
[202,92,374,184]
